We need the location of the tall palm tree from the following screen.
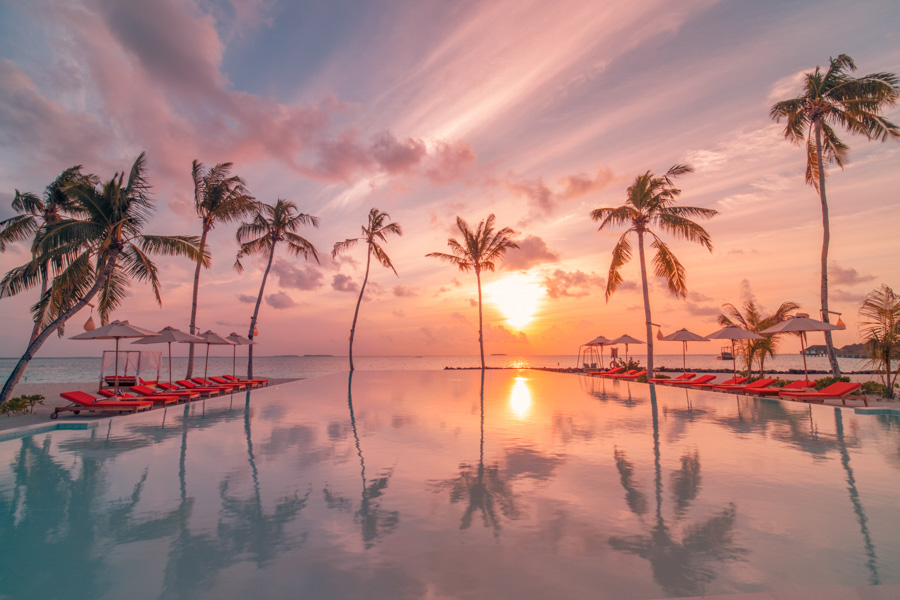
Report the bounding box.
[591,165,716,378]
[426,214,518,369]
[770,54,899,378]
[0,153,207,406]
[332,208,402,371]
[858,284,900,396]
[718,299,800,378]
[234,199,319,378]
[186,161,256,378]
[0,166,95,343]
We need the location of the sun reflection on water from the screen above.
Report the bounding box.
[509,376,532,418]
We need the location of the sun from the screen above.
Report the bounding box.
[485,273,545,329]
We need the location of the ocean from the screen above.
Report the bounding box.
[0,353,876,384]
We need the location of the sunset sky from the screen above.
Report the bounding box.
[0,0,898,358]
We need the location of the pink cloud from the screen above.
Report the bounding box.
[425,141,477,183]
[506,167,615,224]
[502,235,560,270]
[542,269,605,299]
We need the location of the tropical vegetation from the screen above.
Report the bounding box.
[426,214,519,369]
[591,165,716,378]
[235,198,319,378]
[770,54,899,378]
[186,161,256,378]
[0,153,207,406]
[717,299,799,378]
[332,208,402,371]
[858,284,900,397]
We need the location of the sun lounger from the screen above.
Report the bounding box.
[778,382,865,406]
[224,374,268,387]
[208,376,251,390]
[744,380,816,396]
[590,367,624,378]
[615,370,647,381]
[192,377,246,391]
[708,378,750,391]
[98,389,178,407]
[103,375,137,388]
[52,391,154,419]
[667,375,716,387]
[130,384,200,403]
[691,376,744,390]
[158,382,214,397]
[177,380,231,394]
[648,373,696,384]
[722,378,778,394]
[606,369,638,379]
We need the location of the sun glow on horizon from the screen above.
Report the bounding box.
[485,274,545,329]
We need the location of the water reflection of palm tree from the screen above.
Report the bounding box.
[834,408,880,585]
[431,371,519,536]
[610,386,745,597]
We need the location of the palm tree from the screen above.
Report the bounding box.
[591,165,716,378]
[718,299,800,378]
[332,208,402,371]
[426,215,518,369]
[234,199,319,378]
[0,153,207,406]
[186,161,256,378]
[770,54,899,378]
[0,166,95,343]
[858,284,900,396]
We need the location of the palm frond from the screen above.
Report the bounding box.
[139,234,209,267]
[283,232,319,263]
[332,237,360,257]
[372,242,398,276]
[0,260,42,297]
[605,231,632,300]
[425,251,472,272]
[0,214,39,250]
[654,213,715,251]
[650,236,687,298]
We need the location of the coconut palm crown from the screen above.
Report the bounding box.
[332,208,403,371]
[770,54,899,377]
[718,299,800,378]
[235,198,319,378]
[591,164,716,378]
[426,214,518,369]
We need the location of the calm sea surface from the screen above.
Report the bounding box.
[0,354,875,384]
[0,370,896,599]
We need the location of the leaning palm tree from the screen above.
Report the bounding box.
[0,153,207,406]
[234,199,319,378]
[591,165,716,378]
[770,54,899,378]
[0,166,95,343]
[718,299,800,378]
[332,208,402,371]
[858,284,900,396]
[186,161,256,378]
[426,215,518,369]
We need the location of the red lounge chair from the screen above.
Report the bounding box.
[130,385,200,403]
[591,367,624,378]
[192,377,245,391]
[98,389,178,407]
[176,380,230,394]
[723,378,778,394]
[692,376,743,390]
[668,375,716,387]
[648,373,696,384]
[744,380,816,396]
[778,382,865,406]
[159,382,214,397]
[607,369,638,379]
[223,374,268,387]
[103,375,137,388]
[208,376,251,390]
[616,370,647,381]
[709,378,750,391]
[52,391,153,419]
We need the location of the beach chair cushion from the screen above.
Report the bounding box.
[61,391,152,409]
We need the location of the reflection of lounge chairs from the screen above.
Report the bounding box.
[52,391,153,419]
[778,382,865,406]
[648,373,696,384]
[667,375,715,387]
[744,380,815,396]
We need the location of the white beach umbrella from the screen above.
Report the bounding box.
[582,335,613,369]
[704,325,764,381]
[660,328,709,375]
[760,314,842,382]
[196,330,237,379]
[226,332,255,379]
[132,326,205,385]
[70,320,159,393]
[609,334,644,364]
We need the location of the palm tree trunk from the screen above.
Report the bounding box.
[247,240,276,379]
[0,249,121,406]
[815,122,841,378]
[637,230,654,378]
[476,268,485,370]
[28,263,48,345]
[348,245,372,371]
[186,226,209,378]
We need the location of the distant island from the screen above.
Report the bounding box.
[302,354,335,357]
[490,353,507,356]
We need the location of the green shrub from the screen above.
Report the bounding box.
[771,379,793,388]
[0,394,44,417]
[636,375,648,383]
[814,376,850,391]
[652,374,671,380]
[861,381,893,399]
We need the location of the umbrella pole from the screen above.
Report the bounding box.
[801,332,809,383]
[204,344,210,380]
[732,339,737,381]
[168,341,173,386]
[114,338,120,395]
[682,342,687,375]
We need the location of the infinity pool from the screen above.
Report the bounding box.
[1,370,898,599]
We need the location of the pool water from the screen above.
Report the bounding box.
[0,370,898,599]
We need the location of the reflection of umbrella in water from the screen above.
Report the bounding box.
[226,332,254,379]
[704,325,764,381]
[70,320,158,393]
[132,326,204,385]
[610,334,644,364]
[659,328,709,375]
[760,314,842,383]
[196,330,237,379]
